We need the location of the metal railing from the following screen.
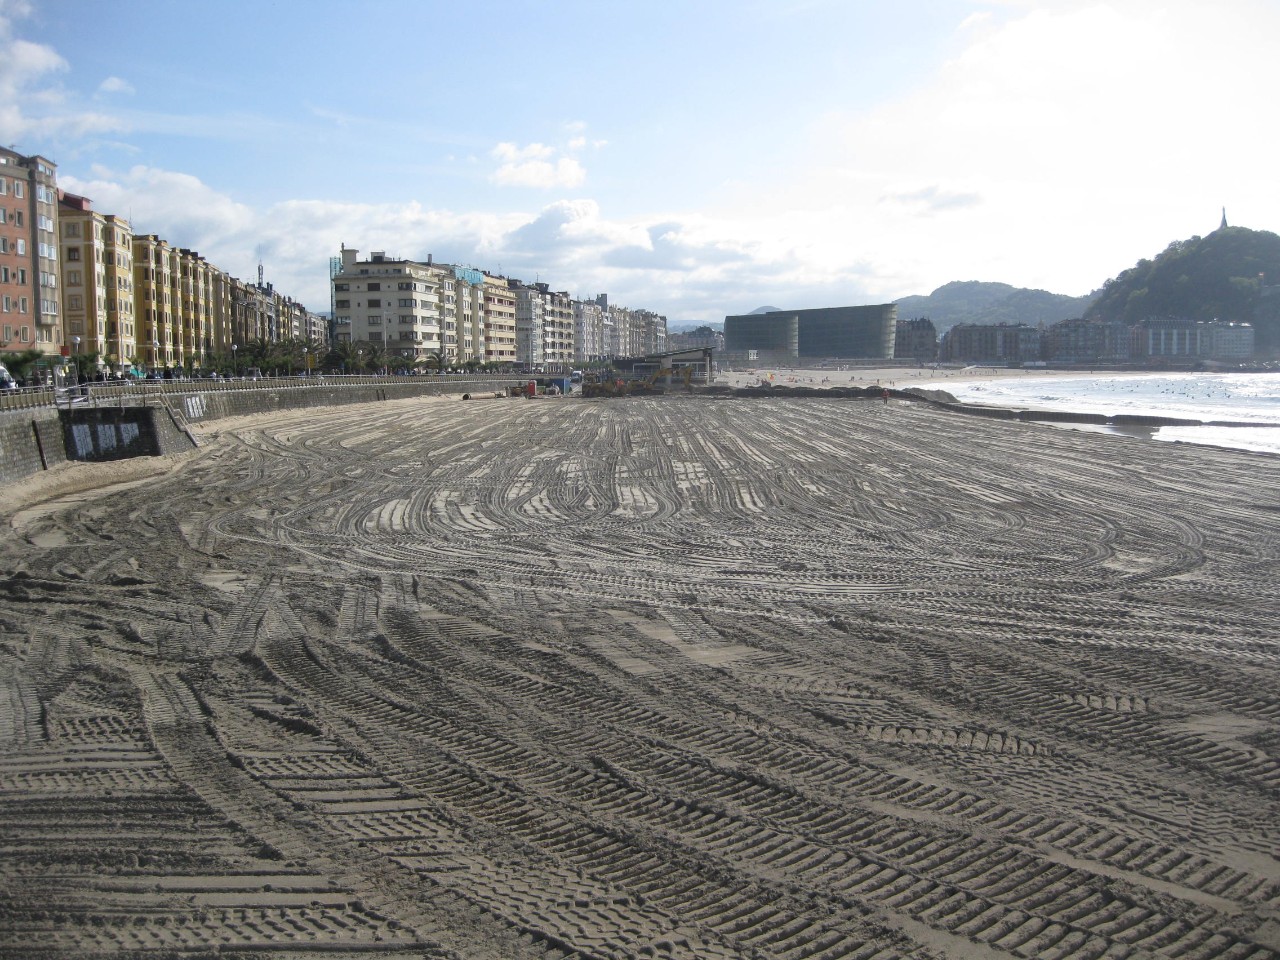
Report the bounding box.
[0,372,517,415]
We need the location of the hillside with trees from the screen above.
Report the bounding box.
[894,281,1093,335]
[1085,226,1280,353]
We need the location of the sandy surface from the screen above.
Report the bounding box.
[1,391,1278,959]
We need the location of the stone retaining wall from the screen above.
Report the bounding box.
[1,377,516,487]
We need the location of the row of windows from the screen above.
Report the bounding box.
[1,324,31,343]
[0,208,23,227]
[2,295,30,312]
[0,178,25,198]
[0,237,26,255]
[0,266,27,284]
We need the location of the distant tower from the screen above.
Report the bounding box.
[1220,207,1228,230]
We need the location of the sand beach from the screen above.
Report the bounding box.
[1,388,1278,959]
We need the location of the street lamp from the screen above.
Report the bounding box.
[231,343,238,378]
[71,336,81,387]
[303,347,309,378]
[152,339,159,377]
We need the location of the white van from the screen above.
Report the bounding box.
[0,363,16,390]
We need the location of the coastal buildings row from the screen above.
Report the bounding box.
[924,318,1257,366]
[331,249,668,369]
[1,147,325,375]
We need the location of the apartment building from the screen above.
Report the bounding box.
[59,193,136,370]
[437,265,486,363]
[514,283,545,366]
[573,297,605,362]
[482,274,517,365]
[0,150,34,353]
[332,248,443,365]
[0,149,62,357]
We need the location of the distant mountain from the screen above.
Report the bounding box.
[1086,225,1280,352]
[749,305,783,314]
[894,281,1094,335]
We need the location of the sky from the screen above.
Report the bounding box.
[2,0,1277,325]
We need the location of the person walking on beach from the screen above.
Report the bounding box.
[881,388,890,405]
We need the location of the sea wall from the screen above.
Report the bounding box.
[1,377,517,487]
[0,409,68,485]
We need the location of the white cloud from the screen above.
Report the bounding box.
[709,0,1280,300]
[97,76,135,96]
[490,140,586,189]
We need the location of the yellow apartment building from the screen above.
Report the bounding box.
[59,193,136,371]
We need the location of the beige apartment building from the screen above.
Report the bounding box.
[59,193,136,370]
[482,274,517,365]
[332,248,443,365]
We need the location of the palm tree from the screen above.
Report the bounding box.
[359,340,388,375]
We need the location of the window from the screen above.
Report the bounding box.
[367,282,380,291]
[335,299,350,309]
[2,296,9,312]
[334,282,348,291]
[19,297,29,313]
[16,239,24,256]
[0,209,5,224]
[367,298,381,308]
[398,282,413,291]
[13,181,23,199]
[367,316,382,325]
[2,325,9,340]
[68,295,83,309]
[38,215,53,231]
[0,178,6,195]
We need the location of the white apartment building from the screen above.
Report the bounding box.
[436,265,486,363]
[573,297,604,362]
[333,248,442,364]
[515,283,545,366]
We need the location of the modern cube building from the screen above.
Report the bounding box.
[723,304,897,363]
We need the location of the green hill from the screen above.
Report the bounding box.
[1085,226,1280,352]
[894,281,1093,335]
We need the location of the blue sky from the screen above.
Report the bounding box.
[3,0,1278,324]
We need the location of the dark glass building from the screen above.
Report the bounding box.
[724,304,897,362]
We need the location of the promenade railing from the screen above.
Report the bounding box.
[0,372,508,415]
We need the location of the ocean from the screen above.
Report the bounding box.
[918,371,1280,456]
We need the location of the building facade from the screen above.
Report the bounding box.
[893,317,938,362]
[940,323,1040,364]
[59,193,136,370]
[0,149,63,359]
[482,275,517,366]
[724,304,897,363]
[332,248,443,366]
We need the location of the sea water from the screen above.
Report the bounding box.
[918,371,1280,455]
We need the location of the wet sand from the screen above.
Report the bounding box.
[1,391,1278,959]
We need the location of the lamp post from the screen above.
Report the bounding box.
[303,347,309,378]
[151,339,160,377]
[231,343,238,378]
[71,336,81,387]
